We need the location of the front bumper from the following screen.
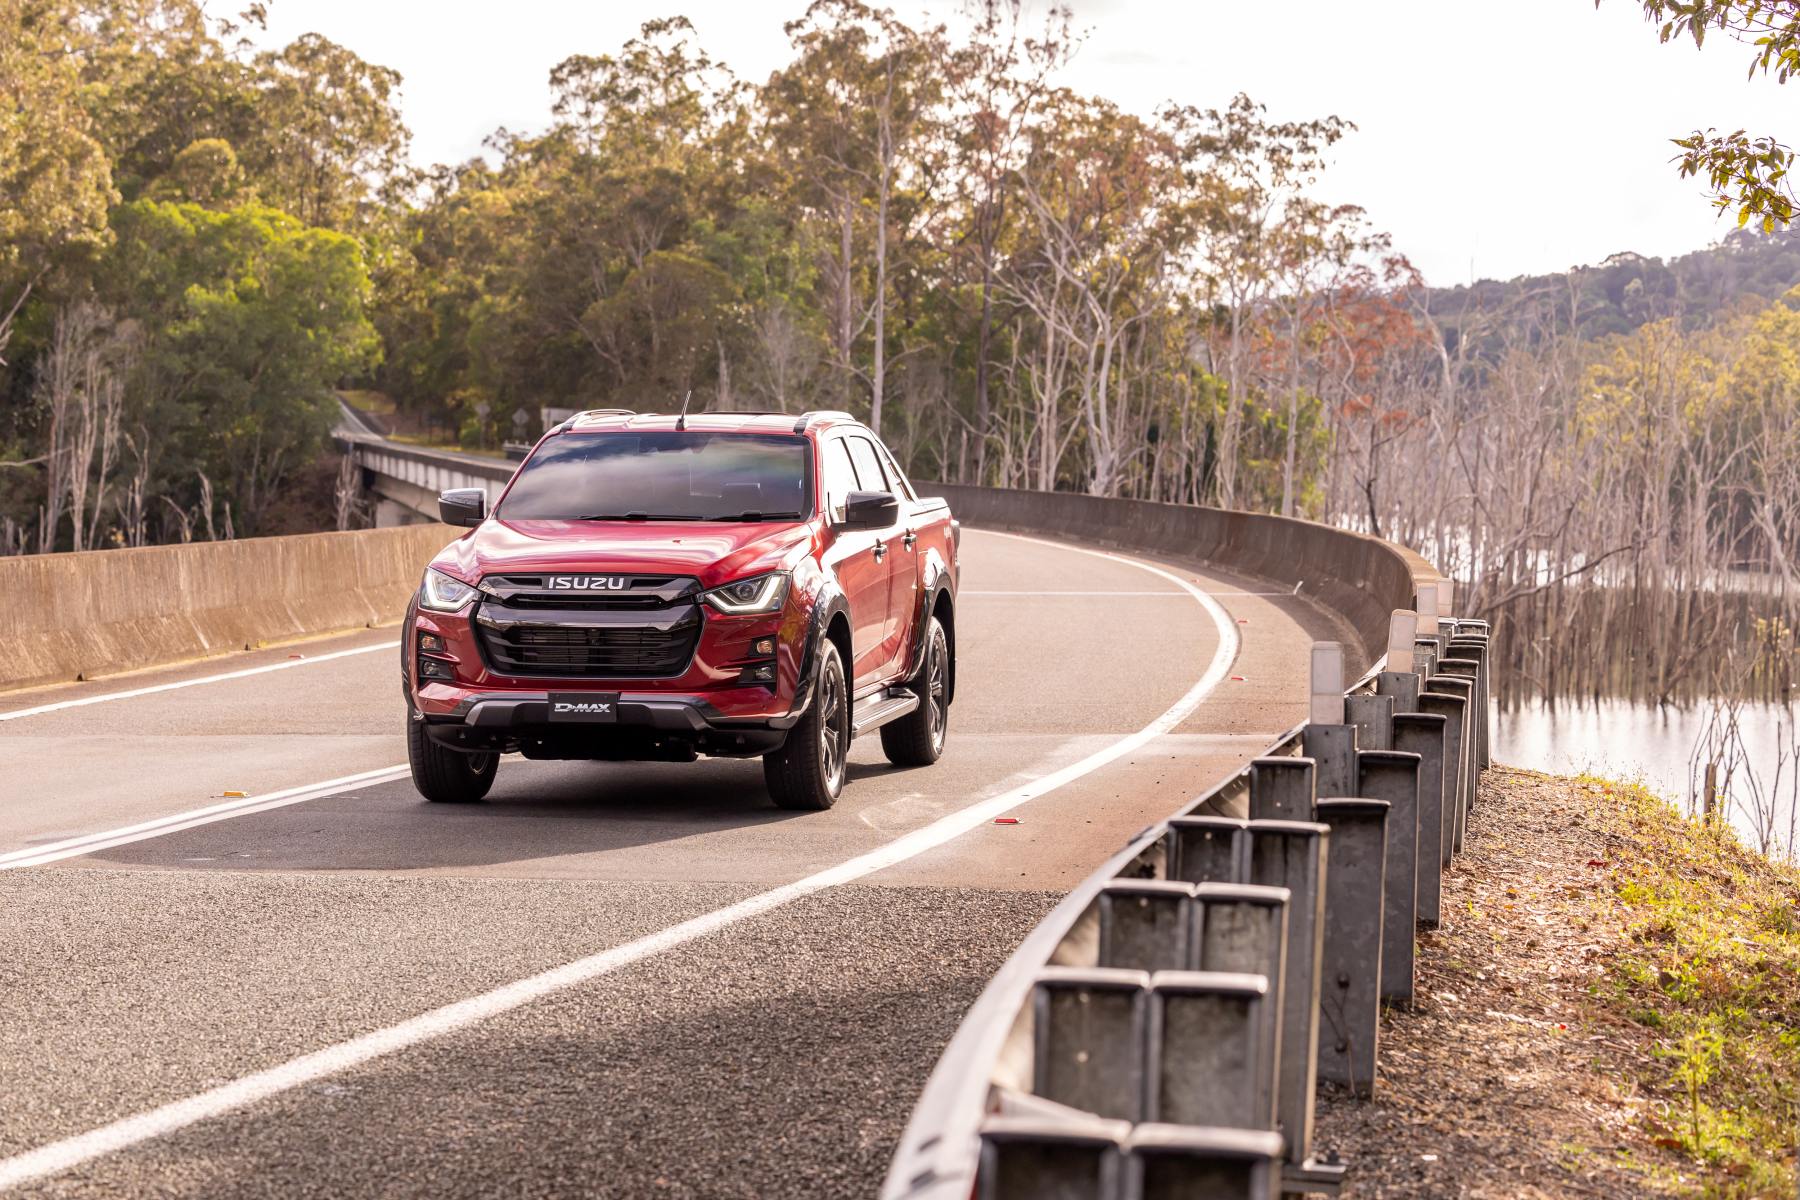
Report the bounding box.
[437,690,800,732]
[418,691,794,759]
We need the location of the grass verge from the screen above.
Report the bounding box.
[1584,776,1800,1197]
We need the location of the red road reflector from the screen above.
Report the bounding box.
[223,790,247,798]
[1236,618,1248,624]
[993,817,1019,825]
[1230,675,1246,682]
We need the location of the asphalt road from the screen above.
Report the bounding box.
[0,528,1356,1198]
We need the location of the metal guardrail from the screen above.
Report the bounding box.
[883,598,1492,1200]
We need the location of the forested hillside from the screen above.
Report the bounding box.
[1426,228,1800,354]
[5,0,1800,694]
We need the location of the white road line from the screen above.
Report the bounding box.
[0,766,411,868]
[0,642,399,723]
[961,589,1186,596]
[0,536,1239,1192]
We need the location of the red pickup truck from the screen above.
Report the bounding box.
[403,410,958,811]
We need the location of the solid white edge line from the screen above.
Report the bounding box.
[0,641,399,723]
[0,531,1240,1192]
[0,766,411,869]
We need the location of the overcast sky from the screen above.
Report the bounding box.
[246,0,1793,286]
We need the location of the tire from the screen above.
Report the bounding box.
[407,712,498,803]
[881,616,950,768]
[764,639,849,810]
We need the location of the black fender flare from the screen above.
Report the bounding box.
[778,582,851,729]
[904,556,955,704]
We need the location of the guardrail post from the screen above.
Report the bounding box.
[1375,610,1422,713]
[1193,883,1291,1131]
[978,1114,1128,1200]
[1031,967,1152,1120]
[1412,637,1440,679]
[1122,1126,1285,1200]
[1426,674,1477,827]
[1146,970,1271,1128]
[1098,881,1198,973]
[1247,821,1328,1175]
[1166,816,1250,884]
[1437,656,1482,771]
[1417,690,1469,860]
[1343,693,1395,752]
[1249,757,1316,822]
[1391,713,1448,927]
[1358,750,1421,1004]
[1302,643,1358,799]
[1313,797,1388,1097]
[1446,637,1492,769]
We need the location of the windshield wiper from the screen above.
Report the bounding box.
[572,512,709,522]
[713,511,804,521]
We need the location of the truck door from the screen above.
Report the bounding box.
[821,436,891,692]
[843,434,915,682]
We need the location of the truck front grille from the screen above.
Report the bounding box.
[477,613,702,678]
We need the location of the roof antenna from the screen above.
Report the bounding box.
[675,389,693,431]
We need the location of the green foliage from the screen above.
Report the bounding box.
[101,199,378,531]
[0,1,396,549]
[1622,1,1800,229]
[1584,776,1800,1196]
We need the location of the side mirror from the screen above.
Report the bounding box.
[438,488,487,528]
[837,490,899,531]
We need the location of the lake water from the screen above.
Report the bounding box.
[1495,697,1800,860]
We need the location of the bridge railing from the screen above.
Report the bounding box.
[884,486,1486,1200]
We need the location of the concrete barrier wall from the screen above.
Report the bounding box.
[928,484,1438,664]
[0,524,458,692]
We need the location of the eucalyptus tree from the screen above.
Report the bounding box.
[939,0,1074,479]
[761,0,945,434]
[1162,95,1351,508]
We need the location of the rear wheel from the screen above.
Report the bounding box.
[881,616,950,767]
[764,640,849,810]
[407,713,498,803]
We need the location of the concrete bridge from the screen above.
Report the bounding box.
[333,406,511,527]
[0,427,1488,1200]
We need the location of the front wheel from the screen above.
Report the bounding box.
[764,640,849,810]
[407,713,498,803]
[881,616,949,767]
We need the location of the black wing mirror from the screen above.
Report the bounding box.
[837,490,898,531]
[438,488,487,528]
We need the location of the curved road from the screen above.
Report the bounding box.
[0,528,1355,1198]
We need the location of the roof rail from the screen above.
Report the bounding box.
[792,409,856,434]
[551,408,635,434]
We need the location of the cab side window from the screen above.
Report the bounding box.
[822,438,860,524]
[845,437,890,493]
[874,442,916,501]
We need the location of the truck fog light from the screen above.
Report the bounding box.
[752,637,776,657]
[418,656,455,682]
[742,664,775,684]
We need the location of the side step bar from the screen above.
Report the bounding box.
[850,688,919,737]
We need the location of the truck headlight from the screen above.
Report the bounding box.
[701,571,790,615]
[419,568,478,612]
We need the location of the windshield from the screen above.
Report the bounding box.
[497,431,813,522]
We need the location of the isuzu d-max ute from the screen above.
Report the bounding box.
[402,409,958,811]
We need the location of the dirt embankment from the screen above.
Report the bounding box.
[1315,766,1800,1199]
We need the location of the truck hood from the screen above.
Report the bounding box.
[435,518,817,589]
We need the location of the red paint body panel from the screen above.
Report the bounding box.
[402,415,958,751]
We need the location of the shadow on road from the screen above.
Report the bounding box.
[86,756,838,873]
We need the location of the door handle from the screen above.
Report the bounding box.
[902,530,917,550]
[873,540,887,561]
